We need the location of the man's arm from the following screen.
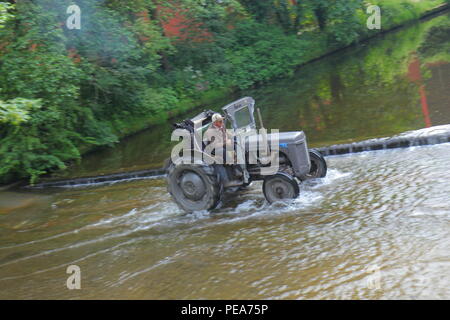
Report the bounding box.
[204,128,223,149]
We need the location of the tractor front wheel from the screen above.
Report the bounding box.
[263,173,300,204]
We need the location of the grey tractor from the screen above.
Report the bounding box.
[165,97,327,212]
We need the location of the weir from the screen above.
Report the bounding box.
[27,125,450,189]
[27,168,166,189]
[317,124,450,156]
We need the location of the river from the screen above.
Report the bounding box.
[0,13,449,299]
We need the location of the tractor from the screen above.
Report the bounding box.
[165,97,327,212]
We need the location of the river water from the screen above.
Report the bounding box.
[0,13,449,299]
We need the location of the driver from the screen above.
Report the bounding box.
[204,113,233,164]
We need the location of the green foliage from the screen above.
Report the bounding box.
[369,0,446,30]
[0,2,14,29]
[141,87,180,115]
[0,103,81,185]
[0,98,41,125]
[224,21,306,88]
[322,0,364,46]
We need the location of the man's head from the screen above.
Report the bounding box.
[212,113,224,128]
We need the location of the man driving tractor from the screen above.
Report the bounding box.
[204,113,233,164]
[166,97,327,212]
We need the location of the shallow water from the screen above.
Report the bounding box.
[0,13,449,299]
[1,143,450,299]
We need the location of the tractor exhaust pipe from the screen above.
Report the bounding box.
[257,107,264,130]
[257,108,269,157]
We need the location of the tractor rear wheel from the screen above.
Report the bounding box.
[263,173,300,204]
[307,149,327,178]
[167,164,222,213]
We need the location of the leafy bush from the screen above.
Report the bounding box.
[0,102,80,184]
[141,87,180,115]
[223,22,306,89]
[0,98,41,125]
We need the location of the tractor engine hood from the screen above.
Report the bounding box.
[244,131,307,152]
[243,131,311,178]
